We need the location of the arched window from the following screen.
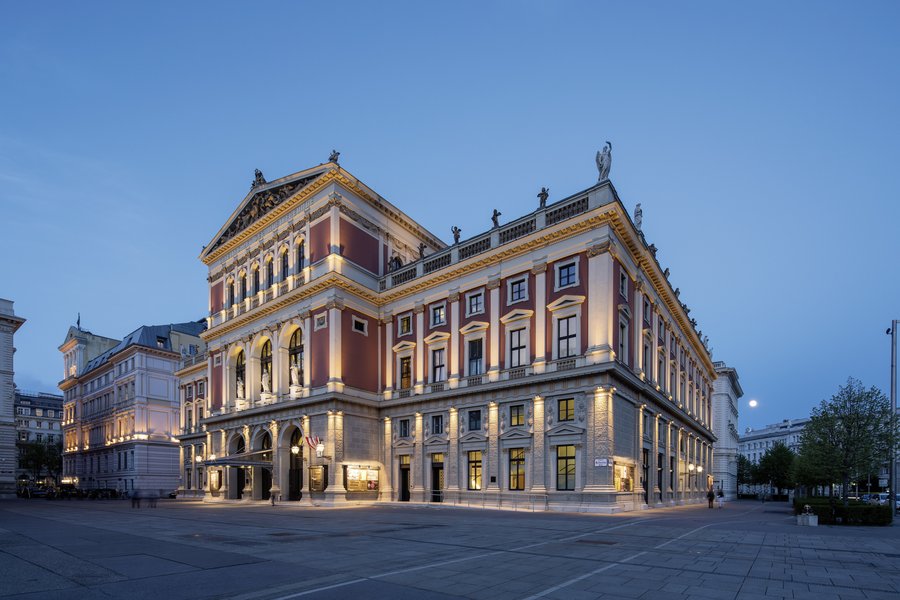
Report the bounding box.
[266,260,274,288]
[296,241,305,272]
[281,251,289,281]
[261,340,272,391]
[240,274,247,300]
[252,268,260,295]
[227,281,235,307]
[289,329,304,386]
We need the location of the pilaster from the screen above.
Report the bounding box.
[448,290,460,388]
[531,396,546,492]
[586,242,614,363]
[532,263,547,373]
[447,408,459,493]
[412,412,425,500]
[583,386,616,492]
[487,277,501,381]
[414,304,425,393]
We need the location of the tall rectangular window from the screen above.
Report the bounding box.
[468,409,482,432]
[468,450,482,490]
[509,448,525,490]
[252,269,260,294]
[296,241,305,272]
[618,321,628,362]
[558,263,576,288]
[431,414,443,436]
[281,252,289,280]
[509,328,527,368]
[432,349,446,382]
[267,261,274,287]
[510,279,526,303]
[558,398,574,421]
[468,339,483,375]
[556,445,575,490]
[558,316,577,358]
[509,404,524,427]
[399,357,412,389]
[399,419,410,438]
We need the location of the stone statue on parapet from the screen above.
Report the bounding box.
[663,268,670,278]
[329,149,340,163]
[491,209,501,228]
[538,187,549,208]
[634,203,642,231]
[451,226,461,244]
[418,243,426,260]
[596,141,612,182]
[648,243,657,257]
[252,169,266,188]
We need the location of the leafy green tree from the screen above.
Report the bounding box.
[737,454,755,488]
[796,377,895,505]
[757,442,796,493]
[19,442,48,482]
[45,441,62,485]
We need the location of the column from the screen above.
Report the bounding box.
[302,313,311,395]
[586,242,614,364]
[335,411,344,490]
[634,284,644,378]
[204,430,213,494]
[414,304,425,393]
[636,404,645,506]
[487,277,501,381]
[532,263,547,373]
[327,298,343,390]
[329,194,341,255]
[383,315,393,398]
[269,420,280,500]
[178,445,185,492]
[412,412,425,500]
[382,418,393,499]
[531,396,546,492]
[652,414,660,506]
[447,408,459,496]
[449,291,460,388]
[584,386,616,493]
[487,402,499,491]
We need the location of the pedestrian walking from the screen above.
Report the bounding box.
[716,489,724,508]
[707,489,715,508]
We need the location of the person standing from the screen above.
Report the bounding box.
[707,488,715,508]
[716,489,724,509]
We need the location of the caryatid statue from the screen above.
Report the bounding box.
[596,141,612,182]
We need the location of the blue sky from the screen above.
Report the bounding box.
[2,2,899,430]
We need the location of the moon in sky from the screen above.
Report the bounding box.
[748,399,758,408]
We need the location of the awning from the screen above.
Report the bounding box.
[205,449,273,468]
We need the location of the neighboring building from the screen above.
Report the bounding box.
[193,156,717,513]
[0,299,27,498]
[14,389,64,485]
[59,321,205,494]
[175,345,208,498]
[711,361,742,500]
[739,418,809,463]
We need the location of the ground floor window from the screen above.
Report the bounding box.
[556,445,575,490]
[468,451,482,490]
[509,448,525,490]
[615,463,634,492]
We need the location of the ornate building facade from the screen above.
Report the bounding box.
[14,389,64,484]
[0,299,26,498]
[711,361,742,500]
[59,322,204,494]
[192,157,717,512]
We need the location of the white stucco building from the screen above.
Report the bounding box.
[739,418,809,463]
[0,299,26,498]
[711,361,741,500]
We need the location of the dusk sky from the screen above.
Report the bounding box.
[2,2,899,431]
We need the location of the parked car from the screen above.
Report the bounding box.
[167,490,177,499]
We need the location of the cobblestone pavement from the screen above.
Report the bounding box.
[1,499,898,599]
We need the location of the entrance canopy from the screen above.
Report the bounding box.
[205,450,273,468]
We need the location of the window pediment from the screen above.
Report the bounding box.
[393,439,415,449]
[500,309,534,324]
[547,295,586,312]
[547,423,585,436]
[423,331,451,344]
[459,431,486,443]
[392,340,416,353]
[500,429,533,441]
[459,321,489,335]
[618,304,632,318]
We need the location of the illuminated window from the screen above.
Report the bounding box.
[398,315,412,336]
[509,404,524,427]
[399,356,412,390]
[468,451,482,490]
[556,445,575,490]
[509,448,525,490]
[289,329,304,386]
[558,398,574,422]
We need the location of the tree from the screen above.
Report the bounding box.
[796,377,895,505]
[737,454,755,489]
[45,441,62,485]
[19,442,48,482]
[756,442,796,493]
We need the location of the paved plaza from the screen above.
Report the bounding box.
[1,499,899,600]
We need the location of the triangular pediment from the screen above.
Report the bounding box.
[500,309,534,324]
[423,331,451,344]
[424,436,448,447]
[202,169,326,259]
[394,439,415,449]
[459,321,489,335]
[547,295,586,312]
[459,431,486,443]
[547,423,585,436]
[500,428,533,441]
[392,340,416,353]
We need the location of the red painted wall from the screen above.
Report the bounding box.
[311,313,330,387]
[392,312,415,386]
[210,281,223,313]
[210,354,222,410]
[499,271,535,369]
[309,217,330,264]
[458,287,490,374]
[545,253,588,358]
[612,260,635,367]
[340,219,379,274]
[342,309,378,391]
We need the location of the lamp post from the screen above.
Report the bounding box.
[888,321,898,523]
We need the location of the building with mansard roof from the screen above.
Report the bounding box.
[189,154,717,512]
[59,321,204,494]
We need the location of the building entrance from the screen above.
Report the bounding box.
[399,465,410,502]
[288,429,303,501]
[431,454,444,503]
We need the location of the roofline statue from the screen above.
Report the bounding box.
[596,141,612,182]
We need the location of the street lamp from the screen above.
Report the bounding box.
[887,321,898,523]
[290,445,300,456]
